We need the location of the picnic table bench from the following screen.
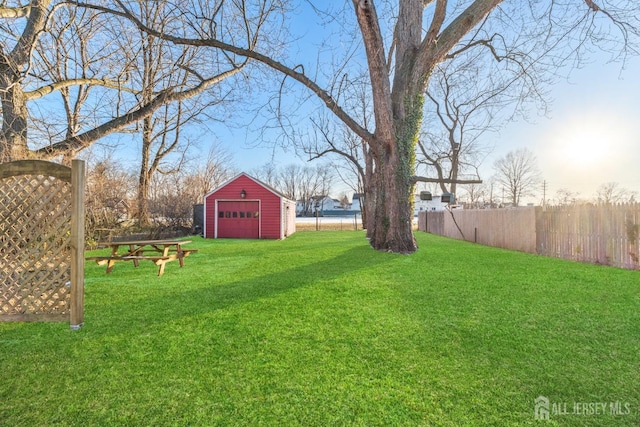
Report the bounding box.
[86,239,197,276]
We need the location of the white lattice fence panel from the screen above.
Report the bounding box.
[1,174,72,319]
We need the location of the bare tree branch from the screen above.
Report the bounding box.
[102,0,374,144]
[0,4,31,19]
[25,77,136,100]
[35,65,244,158]
[412,176,482,184]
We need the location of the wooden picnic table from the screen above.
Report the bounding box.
[86,239,197,276]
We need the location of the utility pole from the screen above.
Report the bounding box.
[542,180,547,207]
[489,181,494,208]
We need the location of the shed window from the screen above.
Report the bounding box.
[218,211,224,218]
[232,211,238,218]
[240,211,245,218]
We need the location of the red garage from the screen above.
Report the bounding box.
[204,173,296,239]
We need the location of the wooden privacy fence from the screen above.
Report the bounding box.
[419,207,537,253]
[419,204,640,270]
[0,160,85,329]
[536,204,640,269]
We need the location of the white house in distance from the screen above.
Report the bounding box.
[296,195,337,216]
[414,194,462,216]
[291,191,456,217]
[313,195,337,212]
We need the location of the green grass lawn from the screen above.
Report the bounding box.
[1,232,638,426]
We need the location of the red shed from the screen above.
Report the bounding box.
[204,173,296,239]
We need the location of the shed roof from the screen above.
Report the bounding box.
[205,172,294,203]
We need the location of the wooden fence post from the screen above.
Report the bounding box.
[70,159,85,330]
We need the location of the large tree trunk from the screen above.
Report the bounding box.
[450,148,460,195]
[353,0,424,253]
[0,70,30,161]
[137,117,153,227]
[0,0,52,162]
[350,0,505,253]
[137,172,151,227]
[362,144,376,236]
[367,146,417,253]
[367,90,422,253]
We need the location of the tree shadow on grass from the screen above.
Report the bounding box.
[84,243,396,335]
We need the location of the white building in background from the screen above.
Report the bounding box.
[414,194,463,216]
[296,195,337,216]
[347,192,461,216]
[312,195,336,212]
